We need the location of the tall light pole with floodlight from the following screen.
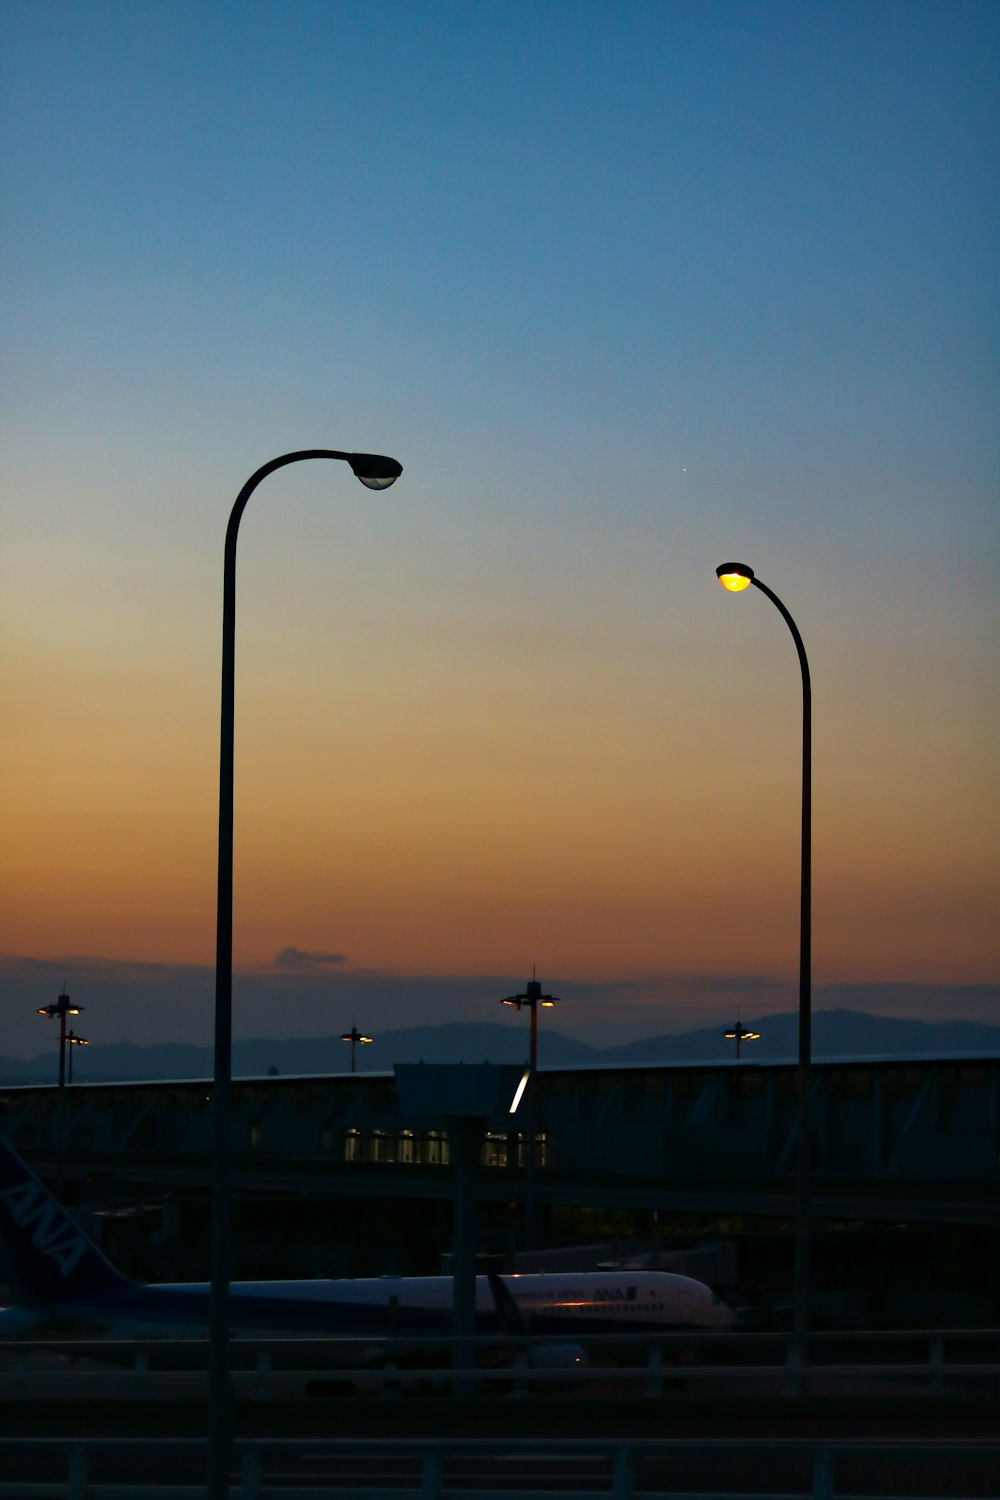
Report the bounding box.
[341,1025,373,1073]
[715,561,812,1347]
[209,449,402,1500]
[723,1020,760,1060]
[66,1031,89,1085]
[500,972,559,1250]
[37,991,83,1091]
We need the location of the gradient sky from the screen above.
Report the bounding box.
[2,1,997,1058]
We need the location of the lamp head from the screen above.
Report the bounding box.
[716,562,754,593]
[347,453,403,491]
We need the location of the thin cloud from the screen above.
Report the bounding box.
[273,947,348,971]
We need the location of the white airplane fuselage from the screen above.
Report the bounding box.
[0,1131,734,1354]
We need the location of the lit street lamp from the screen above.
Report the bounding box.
[500,972,559,1250]
[37,991,83,1090]
[715,561,812,1346]
[66,1031,90,1085]
[723,1020,760,1060]
[340,1025,373,1073]
[209,448,402,1500]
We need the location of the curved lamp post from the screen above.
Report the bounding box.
[715,562,811,1347]
[209,449,402,1499]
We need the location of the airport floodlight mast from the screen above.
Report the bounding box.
[341,1025,373,1073]
[65,1031,90,1085]
[37,991,83,1090]
[715,561,812,1348]
[500,970,559,1249]
[209,447,403,1500]
[723,1021,760,1060]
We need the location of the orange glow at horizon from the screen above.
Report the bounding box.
[2,531,997,995]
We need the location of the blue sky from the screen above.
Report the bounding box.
[1,1,997,1056]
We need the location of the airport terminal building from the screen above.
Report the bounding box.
[1,1051,997,1327]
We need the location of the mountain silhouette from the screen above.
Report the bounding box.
[1,1009,996,1085]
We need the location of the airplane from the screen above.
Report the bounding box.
[0,1131,733,1383]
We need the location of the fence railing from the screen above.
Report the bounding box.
[2,1326,998,1402]
[0,1435,997,1500]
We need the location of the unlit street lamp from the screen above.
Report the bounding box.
[209,448,402,1500]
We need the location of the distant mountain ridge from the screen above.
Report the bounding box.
[1,1009,997,1085]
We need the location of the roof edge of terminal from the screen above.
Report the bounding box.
[1,1048,998,1093]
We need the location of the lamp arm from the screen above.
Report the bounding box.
[217,450,353,1016]
[749,577,811,708]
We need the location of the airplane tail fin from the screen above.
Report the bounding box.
[0,1133,132,1307]
[486,1270,528,1335]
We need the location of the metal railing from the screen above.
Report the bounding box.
[2,1326,999,1402]
[0,1435,997,1500]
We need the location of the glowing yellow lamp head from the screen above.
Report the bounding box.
[715,562,754,592]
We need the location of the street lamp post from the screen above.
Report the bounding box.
[37,990,82,1194]
[209,449,402,1500]
[340,1025,373,1073]
[722,1020,760,1060]
[37,992,83,1091]
[500,973,559,1250]
[715,562,812,1346]
[66,1031,89,1085]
